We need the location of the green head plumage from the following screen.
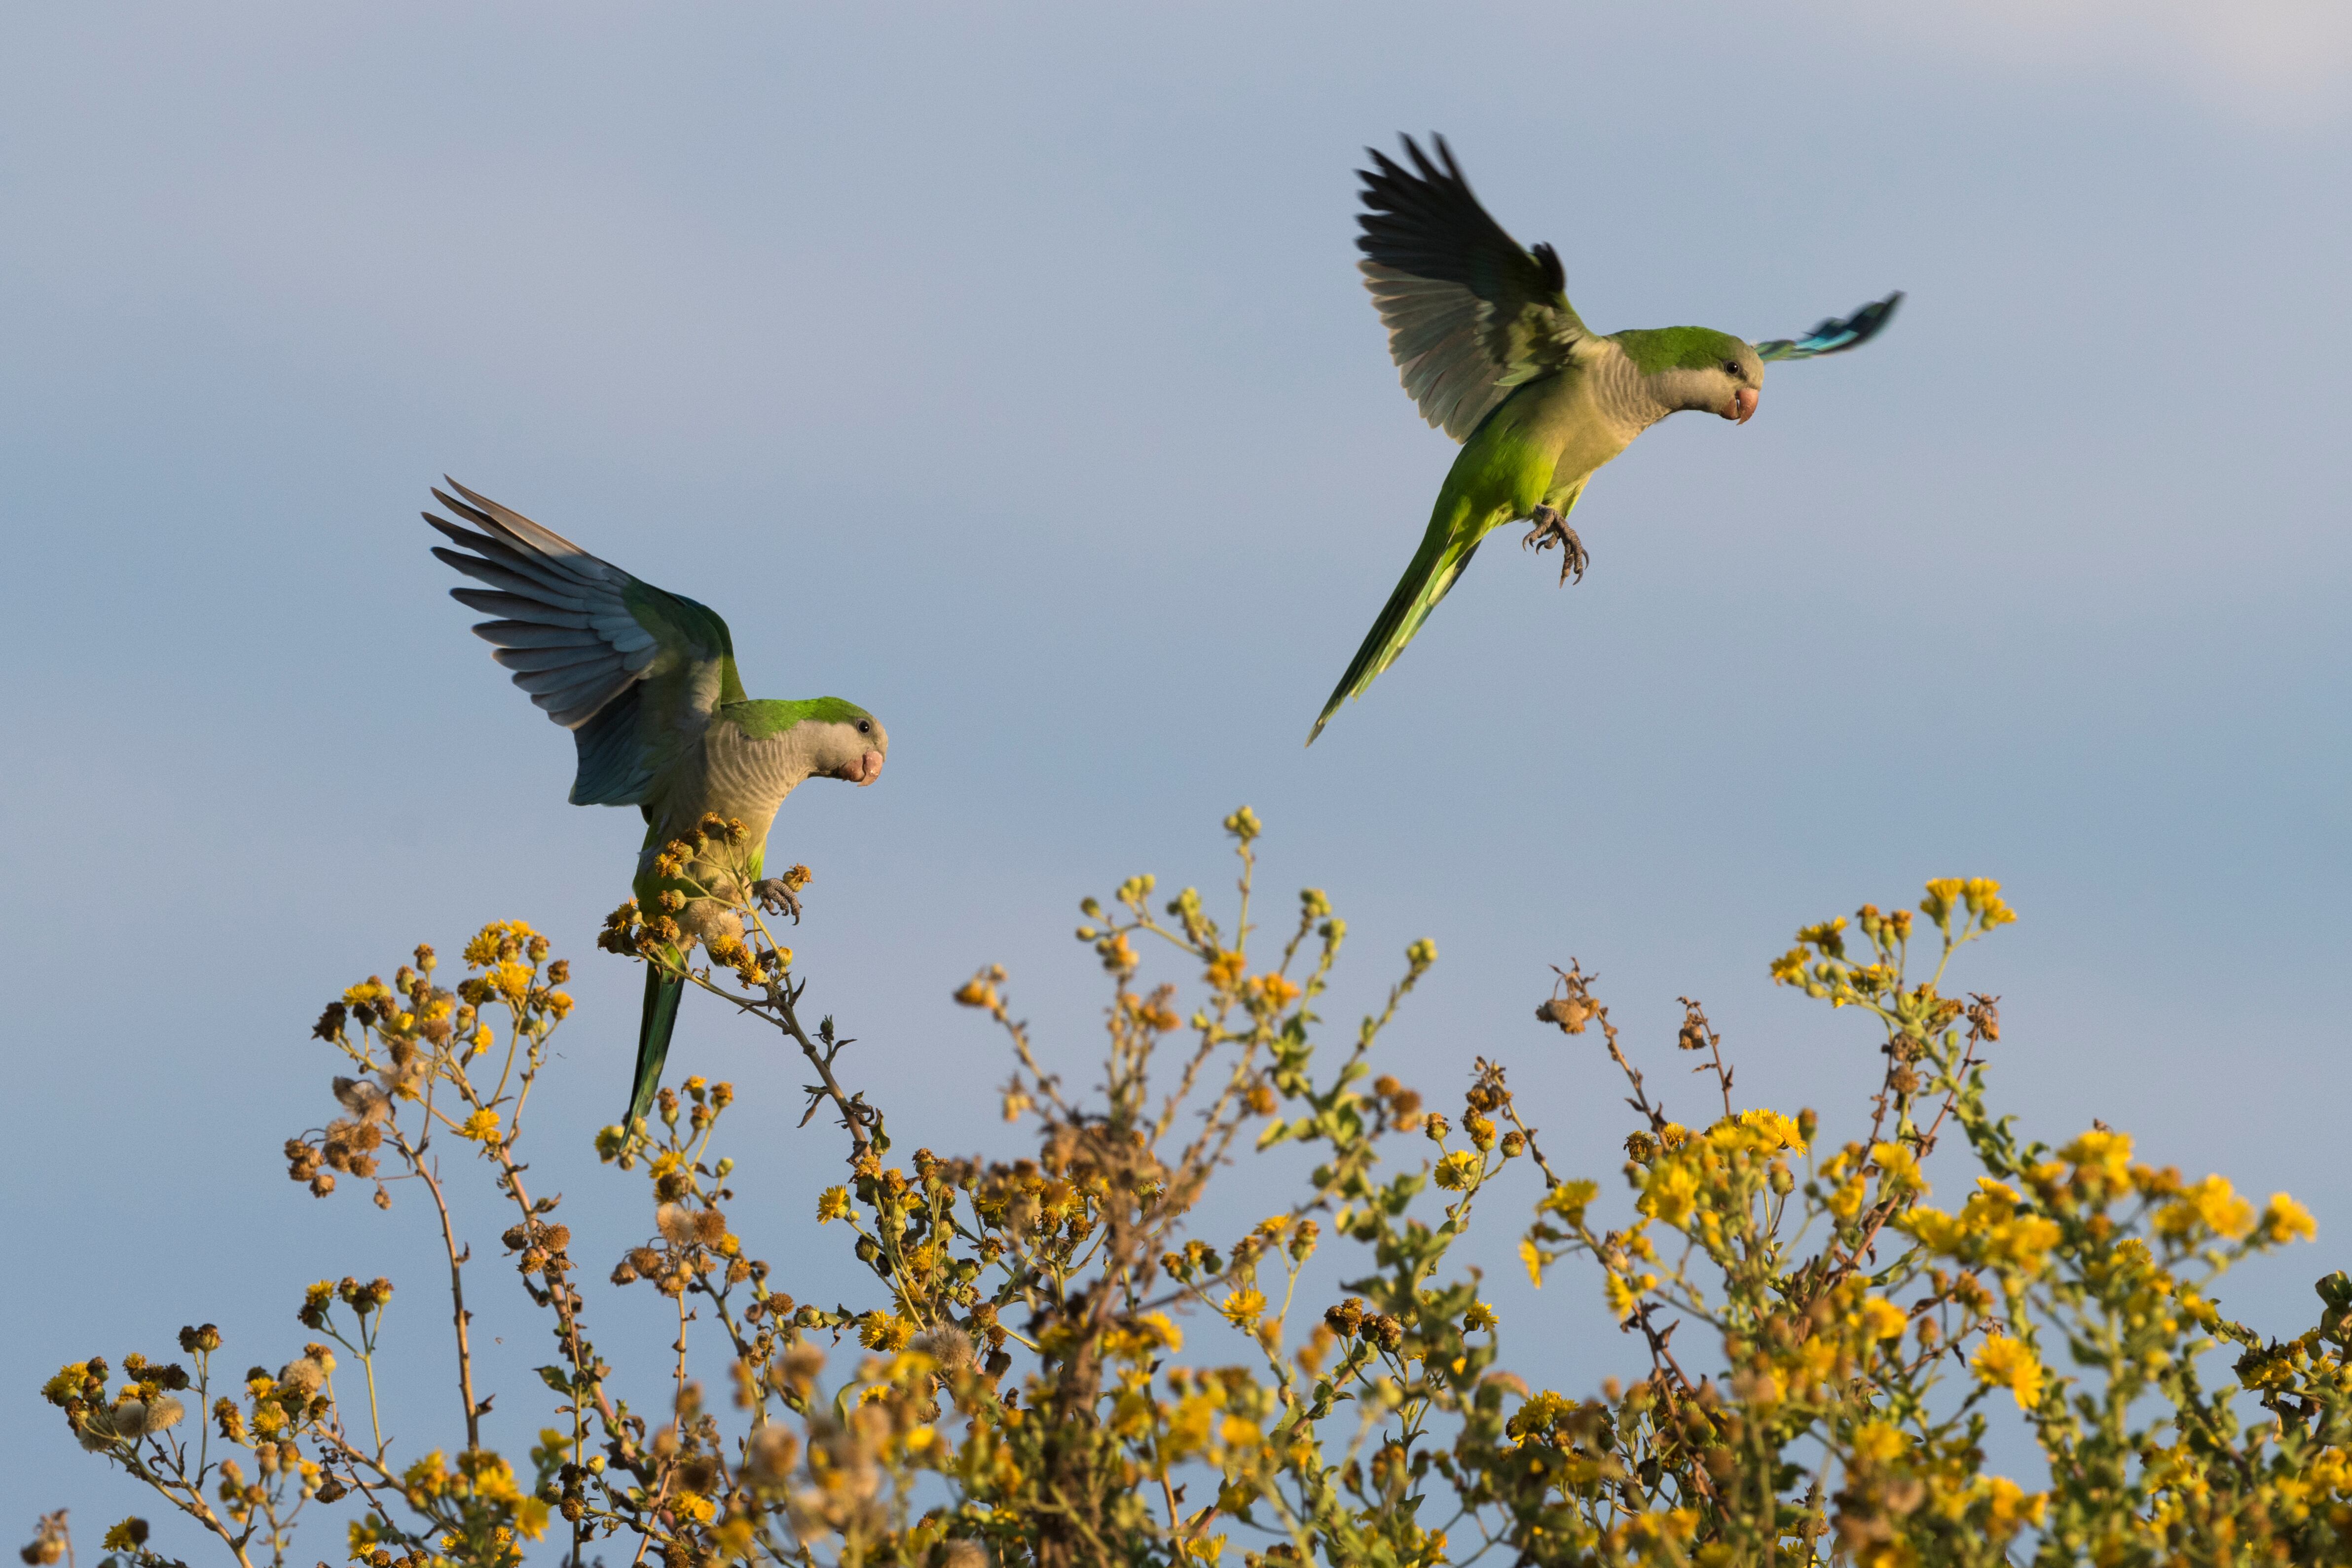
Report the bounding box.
[1610,326,1762,421]
[1613,326,1757,377]
[720,697,889,786]
[724,695,875,739]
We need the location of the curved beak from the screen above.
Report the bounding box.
[1724,386,1759,424]
[853,749,884,786]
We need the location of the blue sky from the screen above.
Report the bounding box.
[5,0,2349,1544]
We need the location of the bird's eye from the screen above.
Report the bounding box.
[857,720,871,734]
[1724,360,1743,377]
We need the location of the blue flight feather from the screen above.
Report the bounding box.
[1755,291,1903,362]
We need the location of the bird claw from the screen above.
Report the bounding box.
[753,878,804,924]
[1523,505,1588,586]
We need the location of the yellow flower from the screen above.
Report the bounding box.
[1962,878,2017,928]
[1639,1161,1701,1229]
[1246,973,1302,1013]
[341,979,394,1008]
[2190,1175,2255,1240]
[1539,1179,1600,1225]
[1105,1313,1183,1361]
[1433,1150,1484,1192]
[1857,1297,1909,1341]
[1733,1108,1807,1155]
[1974,1475,2046,1540]
[1971,1334,2043,1410]
[1463,1302,1498,1333]
[1604,1271,1649,1321]
[857,1313,914,1351]
[816,1186,851,1223]
[489,960,533,1005]
[1850,1422,1905,1464]
[1870,1142,1926,1197]
[2258,1192,2317,1244]
[1900,1205,1963,1255]
[2157,1174,2255,1242]
[2058,1128,2133,1200]
[456,1108,501,1143]
[1219,1288,1266,1327]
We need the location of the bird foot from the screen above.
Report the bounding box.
[753,878,804,923]
[1522,505,1588,585]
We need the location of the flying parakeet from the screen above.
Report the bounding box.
[424,480,888,1130]
[1309,135,1901,743]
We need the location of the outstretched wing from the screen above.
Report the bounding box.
[424,479,740,806]
[1755,292,1903,362]
[1357,134,1588,441]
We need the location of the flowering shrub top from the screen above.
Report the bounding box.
[36,817,2352,1567]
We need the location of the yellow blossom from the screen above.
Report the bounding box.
[2257,1192,2317,1244]
[2157,1174,2255,1242]
[816,1186,851,1223]
[488,960,533,1005]
[2058,1128,2133,1201]
[1638,1161,1701,1229]
[1974,1476,2046,1540]
[1539,1179,1600,1225]
[1972,1335,2043,1410]
[1850,1422,1906,1464]
[1870,1142,1926,1197]
[1732,1107,1807,1155]
[857,1313,915,1351]
[1858,1297,1908,1341]
[1433,1150,1484,1192]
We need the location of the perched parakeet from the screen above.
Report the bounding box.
[424,480,887,1130]
[1309,136,1901,742]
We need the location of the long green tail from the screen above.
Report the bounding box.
[1307,532,1481,745]
[629,967,686,1130]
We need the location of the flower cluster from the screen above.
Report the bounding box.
[41,825,2352,1567]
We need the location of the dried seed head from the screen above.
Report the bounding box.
[912,1326,975,1374]
[780,1342,826,1389]
[744,1424,800,1485]
[655,1204,698,1247]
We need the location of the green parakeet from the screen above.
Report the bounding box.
[424,480,888,1130]
[1309,136,1901,742]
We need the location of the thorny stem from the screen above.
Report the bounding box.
[1678,998,1735,1121]
[396,1129,481,1453]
